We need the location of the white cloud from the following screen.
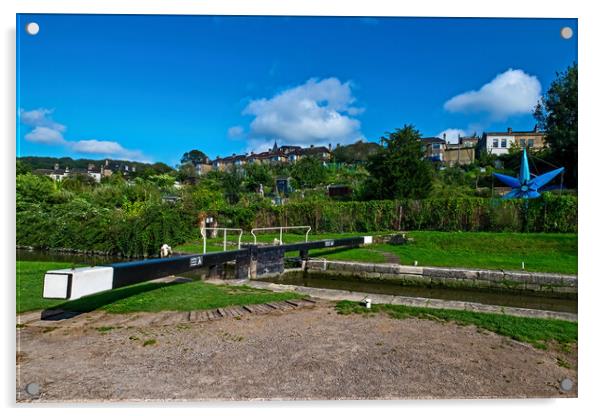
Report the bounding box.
[20,108,67,145]
[227,125,245,139]
[69,140,146,160]
[242,77,364,152]
[19,108,66,132]
[437,128,466,144]
[444,69,542,121]
[19,107,148,162]
[25,126,66,145]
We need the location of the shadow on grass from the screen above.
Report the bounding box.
[307,246,356,258]
[41,280,186,321]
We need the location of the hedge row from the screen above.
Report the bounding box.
[16,199,197,257]
[247,193,577,233]
[17,194,577,257]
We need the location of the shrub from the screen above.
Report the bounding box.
[247,195,577,233]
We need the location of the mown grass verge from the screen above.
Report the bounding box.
[335,300,577,349]
[17,260,300,314]
[175,231,577,274]
[17,261,77,313]
[320,231,578,274]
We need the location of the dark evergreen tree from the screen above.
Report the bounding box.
[364,125,434,200]
[534,63,577,187]
[180,149,209,165]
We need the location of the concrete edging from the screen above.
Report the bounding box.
[206,278,577,322]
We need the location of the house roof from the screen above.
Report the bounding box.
[34,168,59,175]
[421,137,446,144]
[211,144,331,164]
[251,151,273,159]
[279,145,302,153]
[484,130,545,137]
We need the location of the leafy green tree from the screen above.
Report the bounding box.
[185,183,226,212]
[244,163,273,193]
[180,149,209,165]
[364,125,434,200]
[61,173,98,192]
[175,162,198,183]
[16,173,58,204]
[148,173,176,188]
[150,162,174,174]
[222,167,244,204]
[16,159,32,175]
[476,150,497,168]
[332,140,381,164]
[100,171,127,186]
[134,162,174,179]
[291,157,328,188]
[534,63,577,186]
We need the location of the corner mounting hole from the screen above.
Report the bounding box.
[560,27,573,40]
[26,22,40,36]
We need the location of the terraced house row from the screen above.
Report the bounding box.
[195,141,333,174]
[195,126,548,174]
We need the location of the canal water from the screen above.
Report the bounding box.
[18,249,576,314]
[17,249,124,265]
[260,271,577,314]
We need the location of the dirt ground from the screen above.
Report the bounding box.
[16,301,577,402]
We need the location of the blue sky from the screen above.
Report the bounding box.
[17,14,577,165]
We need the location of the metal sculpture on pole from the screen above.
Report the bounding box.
[493,148,565,232]
[493,149,564,199]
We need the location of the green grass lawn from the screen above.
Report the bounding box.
[336,300,577,349]
[17,260,300,314]
[17,261,77,313]
[174,231,387,254]
[176,231,577,274]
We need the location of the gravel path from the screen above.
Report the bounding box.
[16,301,577,402]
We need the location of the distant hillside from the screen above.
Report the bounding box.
[332,140,381,164]
[17,156,173,174]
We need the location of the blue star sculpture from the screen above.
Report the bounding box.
[493,149,564,199]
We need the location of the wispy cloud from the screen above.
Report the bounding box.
[69,140,146,160]
[19,108,66,132]
[241,77,365,152]
[227,125,245,139]
[20,108,67,145]
[444,68,542,121]
[19,108,149,161]
[25,126,66,145]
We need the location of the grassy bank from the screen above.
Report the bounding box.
[336,300,577,349]
[176,231,577,274]
[174,231,388,253]
[17,260,300,314]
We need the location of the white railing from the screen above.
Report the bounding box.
[250,226,311,245]
[200,226,243,254]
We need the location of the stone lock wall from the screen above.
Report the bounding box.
[305,260,577,297]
